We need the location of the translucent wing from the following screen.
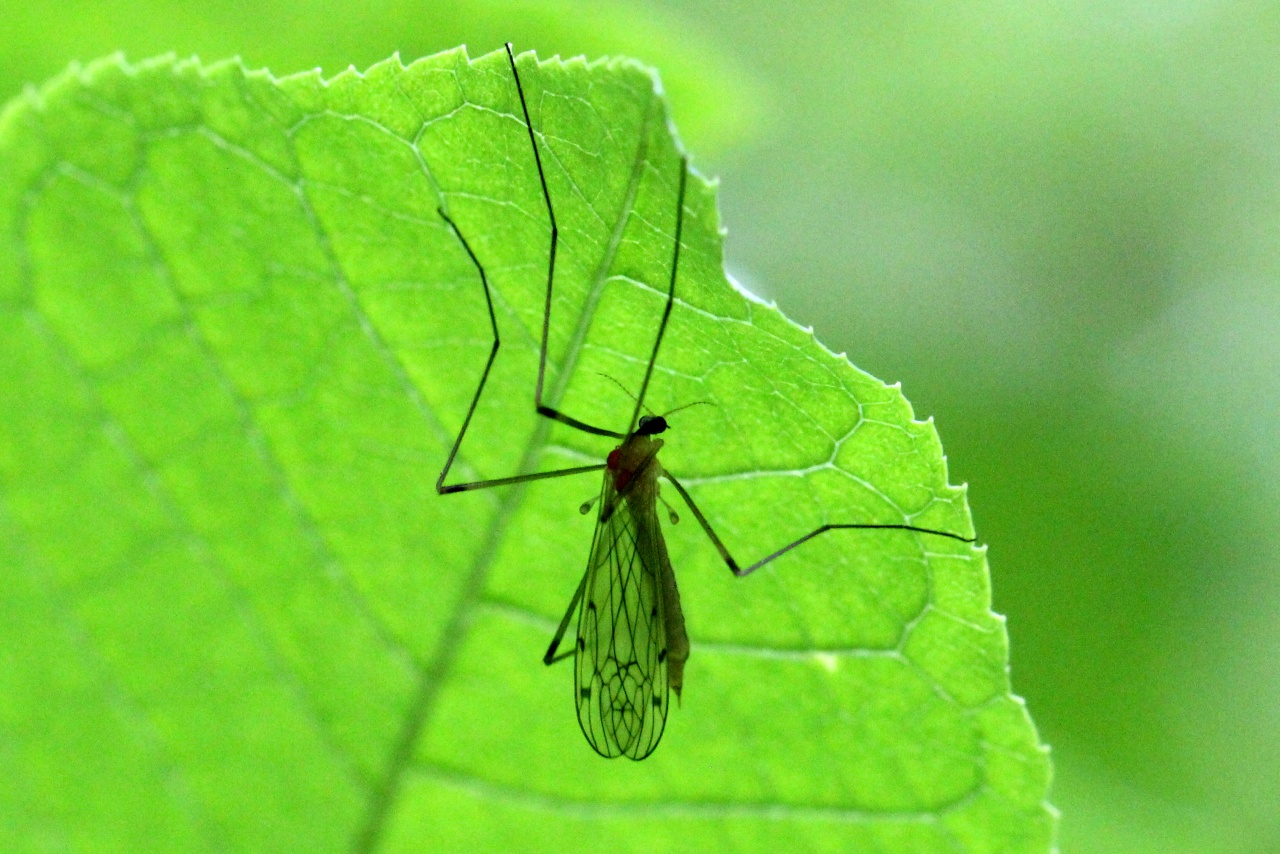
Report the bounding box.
[574,477,671,760]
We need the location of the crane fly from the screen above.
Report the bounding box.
[434,44,977,760]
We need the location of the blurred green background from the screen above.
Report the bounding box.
[5,1,1277,850]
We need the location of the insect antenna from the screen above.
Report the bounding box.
[596,372,654,417]
[661,399,714,419]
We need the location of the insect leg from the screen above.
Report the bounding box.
[543,565,590,666]
[661,473,738,571]
[434,206,609,494]
[663,472,977,578]
[506,43,625,442]
[629,157,689,430]
[433,45,631,495]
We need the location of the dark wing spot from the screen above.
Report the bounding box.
[588,601,596,612]
[577,637,585,650]
[580,687,591,699]
[658,649,667,663]
[653,696,662,708]
[650,606,658,618]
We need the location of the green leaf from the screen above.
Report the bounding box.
[0,49,1054,853]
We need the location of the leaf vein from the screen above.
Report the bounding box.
[410,764,986,824]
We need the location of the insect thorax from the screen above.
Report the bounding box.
[607,435,664,493]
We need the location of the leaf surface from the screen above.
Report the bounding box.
[0,49,1054,853]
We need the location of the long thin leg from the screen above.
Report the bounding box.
[628,158,689,431]
[543,566,590,665]
[663,472,977,578]
[506,43,625,441]
[435,46,637,493]
[435,207,607,494]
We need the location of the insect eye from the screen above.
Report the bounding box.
[637,415,668,435]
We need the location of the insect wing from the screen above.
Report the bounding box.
[574,482,670,759]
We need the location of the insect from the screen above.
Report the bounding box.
[435,44,976,760]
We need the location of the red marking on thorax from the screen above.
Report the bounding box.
[606,447,633,491]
